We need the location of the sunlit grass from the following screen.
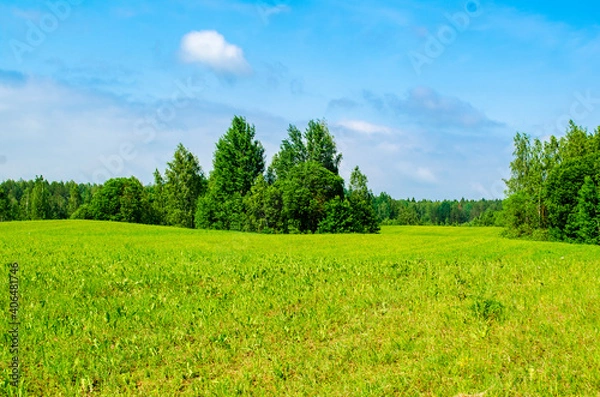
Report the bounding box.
[1,221,600,395]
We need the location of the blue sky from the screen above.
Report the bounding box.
[1,0,599,199]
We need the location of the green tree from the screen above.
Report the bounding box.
[560,120,590,162]
[590,126,600,154]
[281,161,344,233]
[211,116,265,197]
[87,177,148,223]
[0,186,9,221]
[545,153,600,241]
[572,176,599,244]
[305,119,342,174]
[149,169,167,225]
[120,177,147,223]
[269,125,307,181]
[318,197,354,233]
[67,183,81,217]
[373,192,396,222]
[270,120,342,181]
[346,166,379,233]
[164,144,207,228]
[243,175,283,233]
[30,176,50,220]
[197,116,264,230]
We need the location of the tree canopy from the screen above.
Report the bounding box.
[503,121,600,244]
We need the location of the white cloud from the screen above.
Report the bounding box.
[180,30,251,75]
[336,119,392,135]
[415,167,437,184]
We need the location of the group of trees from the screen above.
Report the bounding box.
[0,177,97,222]
[504,121,600,244]
[192,117,379,233]
[0,116,379,234]
[373,194,503,226]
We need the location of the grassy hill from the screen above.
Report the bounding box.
[1,221,600,395]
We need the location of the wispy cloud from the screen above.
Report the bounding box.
[336,119,392,135]
[415,167,437,184]
[365,86,503,130]
[180,30,251,76]
[393,162,438,186]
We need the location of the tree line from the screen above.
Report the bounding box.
[373,194,503,226]
[0,117,379,233]
[503,121,600,244]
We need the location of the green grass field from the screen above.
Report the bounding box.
[1,221,600,396]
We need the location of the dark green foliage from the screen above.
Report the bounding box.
[30,176,50,220]
[0,186,9,222]
[573,177,600,244]
[346,166,379,233]
[86,177,150,223]
[196,189,246,231]
[67,183,81,218]
[196,116,264,230]
[504,121,600,244]
[164,143,207,228]
[374,196,503,227]
[503,191,537,237]
[281,161,344,233]
[544,154,600,241]
[270,120,341,181]
[71,203,93,220]
[148,169,167,225]
[211,115,265,197]
[0,179,96,222]
[243,175,283,233]
[305,120,342,175]
[269,125,306,181]
[317,197,354,233]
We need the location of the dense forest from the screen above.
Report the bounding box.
[503,121,600,244]
[373,195,503,226]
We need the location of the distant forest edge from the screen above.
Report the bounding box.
[504,121,600,245]
[1,118,598,243]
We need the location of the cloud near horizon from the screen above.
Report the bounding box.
[365,86,503,131]
[180,30,251,76]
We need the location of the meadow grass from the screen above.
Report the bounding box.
[1,220,600,396]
